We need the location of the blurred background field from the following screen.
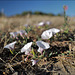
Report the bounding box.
[0,1,75,32]
[0,15,75,32]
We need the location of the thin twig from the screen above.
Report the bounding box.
[10,51,21,62]
[5,63,15,73]
[0,57,6,63]
[11,62,22,67]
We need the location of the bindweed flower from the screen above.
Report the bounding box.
[17,31,24,38]
[63,5,68,11]
[41,30,53,39]
[19,30,27,35]
[36,41,50,53]
[24,24,29,28]
[38,21,45,26]
[10,32,18,39]
[10,32,15,38]
[48,28,60,35]
[45,21,51,25]
[4,41,17,50]
[31,59,37,66]
[10,30,27,39]
[41,28,60,39]
[24,57,28,61]
[21,42,33,55]
[17,30,27,38]
[37,47,44,53]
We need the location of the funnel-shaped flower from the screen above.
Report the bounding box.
[31,59,37,66]
[18,30,27,35]
[21,42,33,55]
[41,30,53,39]
[38,21,45,26]
[4,41,17,50]
[10,32,18,39]
[17,30,27,38]
[37,47,44,53]
[41,28,60,39]
[24,24,29,27]
[48,28,60,35]
[36,41,50,53]
[10,30,27,39]
[46,21,51,25]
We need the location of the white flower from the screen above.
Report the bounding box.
[37,47,44,53]
[19,30,27,35]
[10,30,27,39]
[4,41,17,50]
[41,28,60,39]
[24,57,28,61]
[17,30,27,39]
[17,30,27,36]
[48,28,60,35]
[38,21,45,26]
[21,42,33,55]
[24,24,29,27]
[36,41,50,53]
[41,30,53,39]
[31,59,37,66]
[10,32,18,38]
[46,21,51,25]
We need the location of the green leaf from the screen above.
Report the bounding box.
[56,33,58,36]
[64,30,68,34]
[32,48,37,58]
[67,51,71,54]
[69,38,73,41]
[10,49,14,55]
[55,52,58,54]
[49,52,52,57]
[62,53,65,56]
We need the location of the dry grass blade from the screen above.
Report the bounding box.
[5,63,15,73]
[0,57,6,63]
[11,62,22,67]
[69,43,71,51]
[10,51,21,62]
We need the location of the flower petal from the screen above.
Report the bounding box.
[48,28,60,34]
[38,21,45,26]
[4,41,17,50]
[38,47,44,53]
[31,59,37,66]
[41,30,53,39]
[21,42,33,53]
[36,41,50,49]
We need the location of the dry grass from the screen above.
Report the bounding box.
[0,15,75,32]
[0,15,75,75]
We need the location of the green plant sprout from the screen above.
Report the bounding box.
[31,48,37,58]
[24,25,33,34]
[63,5,69,34]
[9,49,14,55]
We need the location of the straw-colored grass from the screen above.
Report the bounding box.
[0,15,75,32]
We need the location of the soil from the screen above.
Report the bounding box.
[0,24,75,75]
[0,40,75,75]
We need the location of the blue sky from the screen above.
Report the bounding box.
[0,1,75,16]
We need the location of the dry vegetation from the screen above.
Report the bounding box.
[0,15,75,75]
[0,15,75,32]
